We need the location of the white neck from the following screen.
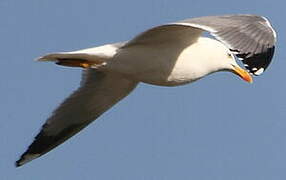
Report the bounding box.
[167,37,234,85]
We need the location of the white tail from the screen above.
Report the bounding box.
[36,42,126,68]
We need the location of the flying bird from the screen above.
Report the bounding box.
[16,14,276,167]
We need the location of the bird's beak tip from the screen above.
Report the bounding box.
[232,65,253,83]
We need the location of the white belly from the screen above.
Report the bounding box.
[107,38,215,86]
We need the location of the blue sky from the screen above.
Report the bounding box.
[1,0,285,179]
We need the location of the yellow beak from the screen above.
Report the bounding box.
[232,65,253,83]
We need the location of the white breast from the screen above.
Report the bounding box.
[108,37,228,86]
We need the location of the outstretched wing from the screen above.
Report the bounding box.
[171,14,277,75]
[16,70,138,167]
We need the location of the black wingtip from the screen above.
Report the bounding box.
[15,152,42,168]
[15,154,26,167]
[15,160,21,167]
[236,46,275,75]
[15,123,82,167]
[15,153,28,167]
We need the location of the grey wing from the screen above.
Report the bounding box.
[125,23,203,48]
[172,14,277,75]
[16,69,138,167]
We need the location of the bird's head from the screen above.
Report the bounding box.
[194,37,253,83]
[221,50,253,83]
[219,48,253,83]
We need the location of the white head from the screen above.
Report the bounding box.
[189,37,252,83]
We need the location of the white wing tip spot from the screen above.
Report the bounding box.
[254,68,264,75]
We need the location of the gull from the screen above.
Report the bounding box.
[16,14,276,167]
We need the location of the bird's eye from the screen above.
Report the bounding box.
[227,53,232,58]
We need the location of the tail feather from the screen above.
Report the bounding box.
[37,53,91,62]
[36,42,126,63]
[37,53,106,68]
